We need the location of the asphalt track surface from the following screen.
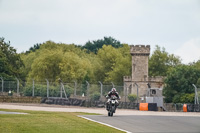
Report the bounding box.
[81,115,200,133]
[1,103,200,133]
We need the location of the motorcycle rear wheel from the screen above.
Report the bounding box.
[110,111,113,117]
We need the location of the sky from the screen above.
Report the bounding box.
[0,0,200,64]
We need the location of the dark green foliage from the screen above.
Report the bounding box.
[172,93,194,103]
[25,43,41,54]
[149,45,181,76]
[65,85,74,98]
[0,37,24,80]
[196,78,200,88]
[90,92,101,101]
[163,65,200,103]
[23,84,58,97]
[82,36,122,53]
[128,94,137,102]
[23,83,74,98]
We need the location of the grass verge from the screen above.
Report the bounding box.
[0,109,124,133]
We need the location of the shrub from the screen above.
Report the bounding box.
[90,92,101,101]
[65,85,73,98]
[128,94,137,102]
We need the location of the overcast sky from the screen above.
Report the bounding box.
[0,0,200,64]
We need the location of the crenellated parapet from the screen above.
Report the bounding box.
[123,76,132,82]
[148,76,165,82]
[130,45,150,56]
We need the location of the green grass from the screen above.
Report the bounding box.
[0,109,124,133]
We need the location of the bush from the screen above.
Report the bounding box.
[23,84,60,97]
[128,94,137,102]
[90,92,100,101]
[172,93,194,103]
[65,85,73,98]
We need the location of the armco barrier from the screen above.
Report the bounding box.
[139,103,148,111]
[183,104,187,112]
[139,103,157,111]
[183,104,200,112]
[148,103,157,111]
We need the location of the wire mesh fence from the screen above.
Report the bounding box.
[0,80,125,101]
[1,80,199,112]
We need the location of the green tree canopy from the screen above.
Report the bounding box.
[82,36,122,54]
[105,44,131,84]
[28,49,63,81]
[149,45,181,76]
[25,41,93,83]
[96,44,131,85]
[25,43,41,54]
[0,37,24,79]
[163,65,200,103]
[59,52,92,82]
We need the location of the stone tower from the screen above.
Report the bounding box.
[131,45,150,82]
[124,45,164,100]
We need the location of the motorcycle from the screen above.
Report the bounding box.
[107,95,118,117]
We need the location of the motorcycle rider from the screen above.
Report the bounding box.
[106,88,120,111]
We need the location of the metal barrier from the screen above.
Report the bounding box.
[0,80,124,101]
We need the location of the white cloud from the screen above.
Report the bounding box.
[175,38,200,64]
[0,0,200,54]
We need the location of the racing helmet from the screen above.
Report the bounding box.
[111,88,116,93]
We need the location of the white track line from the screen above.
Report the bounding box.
[78,115,132,133]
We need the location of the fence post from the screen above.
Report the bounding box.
[135,83,139,107]
[111,82,115,88]
[98,81,103,98]
[45,79,49,98]
[60,82,62,98]
[86,81,90,98]
[32,79,35,97]
[74,81,77,97]
[192,84,199,105]
[60,82,67,98]
[124,83,127,103]
[0,77,3,93]
[16,78,19,96]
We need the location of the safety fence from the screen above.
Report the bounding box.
[0,80,199,112]
[0,80,125,101]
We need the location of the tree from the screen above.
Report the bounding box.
[28,49,63,81]
[22,39,129,85]
[96,44,131,85]
[149,45,181,76]
[0,37,24,79]
[59,52,92,82]
[105,44,131,85]
[82,36,122,53]
[25,43,41,54]
[192,59,200,70]
[20,51,37,79]
[163,65,200,103]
